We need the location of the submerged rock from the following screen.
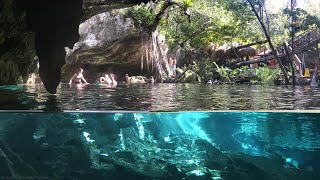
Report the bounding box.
[1,114,319,180]
[186,169,212,180]
[115,114,137,129]
[0,140,38,177]
[142,121,163,141]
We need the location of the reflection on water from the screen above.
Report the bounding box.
[0,112,319,179]
[1,83,320,111]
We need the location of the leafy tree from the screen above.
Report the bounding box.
[283,7,320,35]
[129,0,319,83]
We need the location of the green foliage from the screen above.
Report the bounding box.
[184,69,201,83]
[183,0,193,7]
[305,15,320,27]
[212,62,280,84]
[283,7,320,35]
[254,66,281,84]
[129,5,155,27]
[229,66,255,79]
[193,57,213,82]
[159,0,263,48]
[214,62,232,82]
[128,0,316,84]
[267,13,290,46]
[175,68,201,83]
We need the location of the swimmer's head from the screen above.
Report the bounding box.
[78,68,83,74]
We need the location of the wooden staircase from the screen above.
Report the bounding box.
[261,28,320,61]
[233,28,320,68]
[288,28,320,54]
[232,28,320,74]
[270,28,320,84]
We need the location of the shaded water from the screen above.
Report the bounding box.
[0,112,319,179]
[1,83,320,111]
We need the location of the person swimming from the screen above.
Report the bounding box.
[69,68,89,85]
[168,56,173,76]
[110,73,117,87]
[26,73,36,85]
[149,76,155,83]
[125,73,130,83]
[100,74,112,84]
[172,57,177,76]
[124,74,149,83]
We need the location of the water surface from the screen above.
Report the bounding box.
[1,83,320,111]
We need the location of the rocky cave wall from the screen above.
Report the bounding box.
[62,9,170,83]
[0,0,36,85]
[0,0,151,93]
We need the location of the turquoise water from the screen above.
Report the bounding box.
[1,83,320,110]
[0,112,319,179]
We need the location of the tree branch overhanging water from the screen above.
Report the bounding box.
[246,0,290,85]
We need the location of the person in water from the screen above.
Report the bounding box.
[125,73,132,83]
[149,76,155,83]
[110,73,117,87]
[27,73,36,84]
[68,68,89,84]
[100,73,112,84]
[168,56,173,76]
[172,57,177,76]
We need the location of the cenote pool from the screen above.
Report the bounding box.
[0,112,319,179]
[1,83,320,111]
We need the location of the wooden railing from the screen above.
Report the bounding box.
[288,28,320,54]
[256,28,320,60]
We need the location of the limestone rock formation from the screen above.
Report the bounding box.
[63,10,148,82]
[62,9,170,83]
[1,0,150,93]
[1,113,319,179]
[0,0,36,85]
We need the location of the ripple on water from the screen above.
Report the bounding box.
[0,83,320,111]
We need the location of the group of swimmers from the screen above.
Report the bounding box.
[69,68,155,86]
[99,73,117,86]
[68,68,117,87]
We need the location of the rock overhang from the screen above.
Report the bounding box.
[13,0,150,94]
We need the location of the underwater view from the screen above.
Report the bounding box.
[1,83,320,111]
[0,112,319,179]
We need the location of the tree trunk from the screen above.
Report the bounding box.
[234,40,268,50]
[247,0,289,84]
[284,42,295,85]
